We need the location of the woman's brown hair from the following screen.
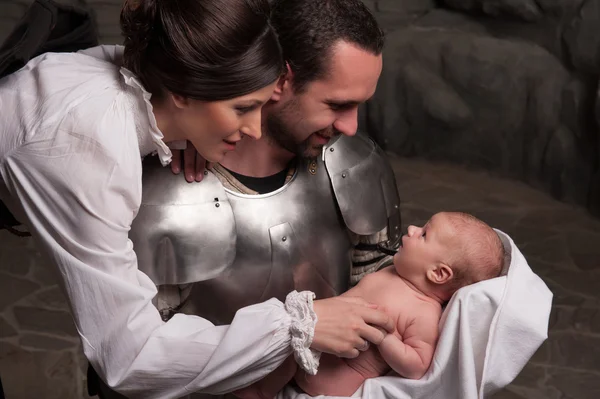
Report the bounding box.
[120,0,284,101]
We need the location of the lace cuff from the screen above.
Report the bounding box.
[284,290,321,375]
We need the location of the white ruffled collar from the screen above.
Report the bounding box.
[119,67,173,166]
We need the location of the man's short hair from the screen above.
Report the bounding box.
[270,0,384,91]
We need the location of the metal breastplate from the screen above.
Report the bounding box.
[130,133,401,326]
[130,164,237,285]
[180,156,354,325]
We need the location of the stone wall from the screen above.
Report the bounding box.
[360,0,600,217]
[1,0,598,216]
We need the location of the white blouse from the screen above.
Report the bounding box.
[0,45,313,398]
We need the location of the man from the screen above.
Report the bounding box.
[92,0,401,397]
[145,0,399,363]
[141,0,400,320]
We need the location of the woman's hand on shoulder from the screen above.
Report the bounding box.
[170,141,212,183]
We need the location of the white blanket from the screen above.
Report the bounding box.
[278,230,553,399]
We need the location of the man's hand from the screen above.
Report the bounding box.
[311,296,394,359]
[170,142,213,183]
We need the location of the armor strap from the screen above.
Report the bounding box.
[355,242,398,257]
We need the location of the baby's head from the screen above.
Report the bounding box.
[393,212,504,302]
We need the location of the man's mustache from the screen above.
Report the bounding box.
[315,127,342,139]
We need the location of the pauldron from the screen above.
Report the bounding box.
[325,132,402,242]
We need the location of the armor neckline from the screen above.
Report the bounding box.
[222,162,301,199]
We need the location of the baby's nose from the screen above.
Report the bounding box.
[407,225,418,236]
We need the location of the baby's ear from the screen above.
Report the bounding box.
[426,263,453,285]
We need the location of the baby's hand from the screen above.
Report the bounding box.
[379,330,400,346]
[373,305,395,341]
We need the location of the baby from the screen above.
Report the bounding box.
[235,211,505,398]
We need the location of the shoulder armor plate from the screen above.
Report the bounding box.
[325,132,402,239]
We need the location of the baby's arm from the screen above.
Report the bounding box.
[377,303,440,380]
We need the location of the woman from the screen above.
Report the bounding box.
[0,0,393,398]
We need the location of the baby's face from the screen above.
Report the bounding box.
[393,213,450,279]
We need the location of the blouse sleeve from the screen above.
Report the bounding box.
[0,120,302,398]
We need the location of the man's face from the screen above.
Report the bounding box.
[265,41,383,158]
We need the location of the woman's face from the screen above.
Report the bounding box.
[171,82,277,162]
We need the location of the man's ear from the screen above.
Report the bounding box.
[270,63,294,102]
[426,263,453,285]
[171,93,190,109]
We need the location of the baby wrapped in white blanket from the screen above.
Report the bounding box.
[275,215,552,399]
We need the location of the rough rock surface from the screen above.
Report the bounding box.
[1,0,598,215]
[359,1,600,216]
[365,25,596,207]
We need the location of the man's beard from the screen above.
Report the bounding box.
[265,109,339,159]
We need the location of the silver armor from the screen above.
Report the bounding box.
[130,133,401,325]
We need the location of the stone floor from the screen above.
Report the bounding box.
[1,154,599,398]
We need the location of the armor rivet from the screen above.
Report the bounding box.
[310,169,316,173]
[215,203,220,208]
[394,205,399,209]
[330,148,334,152]
[395,226,399,230]
[282,236,287,242]
[204,170,208,175]
[214,198,219,201]
[342,173,347,178]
